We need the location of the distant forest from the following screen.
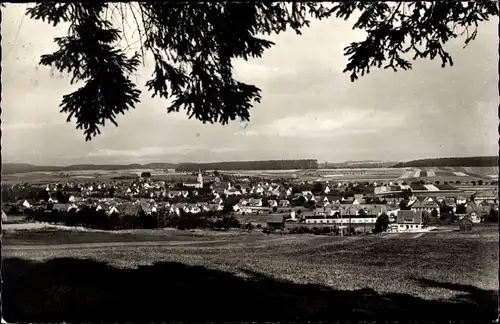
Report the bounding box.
[3,156,497,175]
[1,160,318,175]
[1,163,177,175]
[394,156,499,168]
[175,160,319,172]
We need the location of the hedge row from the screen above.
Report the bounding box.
[25,208,240,231]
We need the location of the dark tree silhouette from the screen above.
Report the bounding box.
[25,2,498,140]
[374,212,389,233]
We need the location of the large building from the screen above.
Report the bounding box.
[183,170,204,189]
[395,210,423,232]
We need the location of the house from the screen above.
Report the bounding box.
[184,204,201,214]
[411,200,440,216]
[139,203,155,215]
[239,184,252,194]
[233,204,253,214]
[395,210,423,232]
[183,170,204,189]
[327,195,342,204]
[168,205,181,216]
[305,210,377,228]
[118,204,143,217]
[248,198,263,207]
[208,203,223,212]
[20,199,32,209]
[353,194,365,205]
[51,203,72,212]
[266,215,285,231]
[473,190,498,204]
[324,186,331,194]
[107,206,120,215]
[213,182,231,193]
[48,196,59,204]
[268,200,278,207]
[301,191,314,200]
[279,199,290,207]
[225,187,242,196]
[341,197,354,204]
[198,202,210,212]
[212,197,223,205]
[167,191,183,199]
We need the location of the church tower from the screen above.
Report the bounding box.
[197,169,203,188]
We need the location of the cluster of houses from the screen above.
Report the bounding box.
[3,170,498,233]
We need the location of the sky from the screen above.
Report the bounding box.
[2,4,498,166]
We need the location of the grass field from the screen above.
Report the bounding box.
[1,169,205,185]
[2,226,498,322]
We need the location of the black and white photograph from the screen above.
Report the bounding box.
[1,2,499,322]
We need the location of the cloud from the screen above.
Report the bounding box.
[210,147,241,153]
[88,145,200,158]
[236,108,408,138]
[1,122,56,131]
[233,129,260,137]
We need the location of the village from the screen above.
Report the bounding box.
[2,169,498,235]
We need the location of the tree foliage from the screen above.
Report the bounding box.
[374,212,390,233]
[26,2,498,140]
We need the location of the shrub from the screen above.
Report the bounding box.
[263,227,272,235]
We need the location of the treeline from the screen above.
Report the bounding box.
[322,161,397,169]
[1,163,177,175]
[175,159,319,172]
[394,156,498,168]
[25,208,241,231]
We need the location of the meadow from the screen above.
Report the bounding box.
[2,227,498,322]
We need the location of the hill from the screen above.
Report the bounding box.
[1,163,177,175]
[394,156,498,168]
[322,161,397,169]
[1,160,318,175]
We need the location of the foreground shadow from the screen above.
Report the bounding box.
[2,257,498,322]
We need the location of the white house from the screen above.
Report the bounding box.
[324,186,331,194]
[279,200,290,207]
[107,206,120,215]
[395,210,424,232]
[22,200,32,209]
[268,200,278,207]
[48,197,58,203]
[248,198,263,207]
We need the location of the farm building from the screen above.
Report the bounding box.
[472,190,498,204]
[395,210,423,232]
[266,215,285,231]
[411,200,440,216]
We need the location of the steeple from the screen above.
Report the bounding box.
[197,169,203,186]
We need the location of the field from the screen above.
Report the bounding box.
[2,226,498,322]
[1,169,203,185]
[224,166,497,184]
[3,166,496,185]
